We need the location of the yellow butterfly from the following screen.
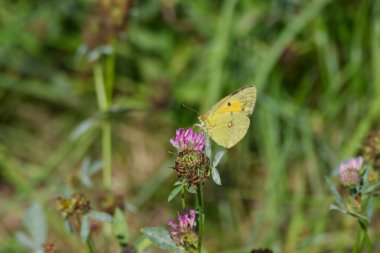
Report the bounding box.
[198,85,257,148]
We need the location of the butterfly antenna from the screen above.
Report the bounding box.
[182,104,199,116]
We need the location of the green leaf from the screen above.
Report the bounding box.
[134,235,152,252]
[174,180,183,186]
[64,220,74,233]
[347,211,368,221]
[70,118,99,141]
[15,232,36,249]
[211,167,222,186]
[328,204,347,214]
[325,177,346,209]
[168,185,183,202]
[205,135,212,159]
[23,203,46,245]
[88,210,113,222]
[80,215,90,242]
[123,202,138,213]
[80,158,103,187]
[329,204,368,221]
[213,151,226,167]
[186,184,197,194]
[112,208,129,247]
[363,181,380,194]
[140,227,177,250]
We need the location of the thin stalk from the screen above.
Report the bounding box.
[353,227,362,253]
[86,237,96,253]
[105,40,116,102]
[94,63,108,111]
[76,216,96,253]
[181,184,186,210]
[93,62,112,189]
[197,184,204,253]
[102,122,112,189]
[359,220,373,253]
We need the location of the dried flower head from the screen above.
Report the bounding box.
[43,243,58,253]
[362,131,380,169]
[170,128,205,152]
[97,191,124,214]
[81,0,133,61]
[174,150,210,187]
[56,193,91,219]
[167,210,198,251]
[339,157,363,187]
[120,244,137,253]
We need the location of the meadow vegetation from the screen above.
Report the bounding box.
[0,0,380,252]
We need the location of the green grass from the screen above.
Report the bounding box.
[0,0,379,252]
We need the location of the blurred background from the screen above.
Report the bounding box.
[1,0,380,252]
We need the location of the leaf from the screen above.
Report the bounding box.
[112,208,129,247]
[186,184,197,194]
[325,177,346,210]
[328,204,347,214]
[173,180,183,186]
[347,211,368,221]
[15,232,36,249]
[80,158,103,187]
[134,235,152,252]
[80,158,91,186]
[88,211,113,222]
[123,202,138,213]
[211,167,222,186]
[213,151,226,167]
[64,220,74,233]
[80,215,90,242]
[70,118,98,141]
[23,203,46,245]
[363,181,380,194]
[205,135,212,159]
[140,227,177,250]
[168,185,183,202]
[329,204,368,221]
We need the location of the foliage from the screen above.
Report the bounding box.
[1,0,380,252]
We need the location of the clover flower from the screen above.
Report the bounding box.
[167,210,198,251]
[339,157,363,187]
[170,128,205,152]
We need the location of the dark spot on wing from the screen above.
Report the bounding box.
[227,102,231,106]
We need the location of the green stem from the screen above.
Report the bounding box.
[77,216,96,253]
[353,226,362,253]
[359,220,372,253]
[105,41,116,102]
[94,62,112,190]
[102,122,112,189]
[181,184,186,210]
[94,63,108,111]
[86,237,96,253]
[197,184,204,253]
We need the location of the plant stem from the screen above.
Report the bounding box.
[197,184,204,253]
[76,216,96,253]
[102,122,112,189]
[353,226,362,253]
[359,220,372,253]
[94,62,112,190]
[181,184,186,210]
[94,63,108,112]
[86,237,96,253]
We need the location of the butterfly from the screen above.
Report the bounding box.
[198,85,257,148]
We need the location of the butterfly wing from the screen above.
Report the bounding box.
[208,112,250,148]
[202,86,257,148]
